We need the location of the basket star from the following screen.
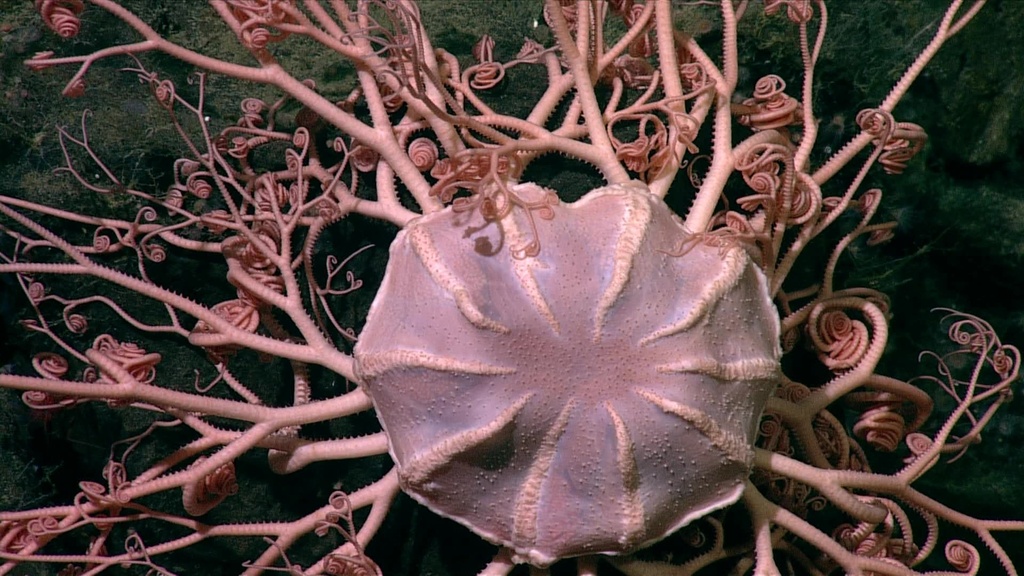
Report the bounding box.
[355,181,781,566]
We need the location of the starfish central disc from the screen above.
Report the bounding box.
[354,181,781,566]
